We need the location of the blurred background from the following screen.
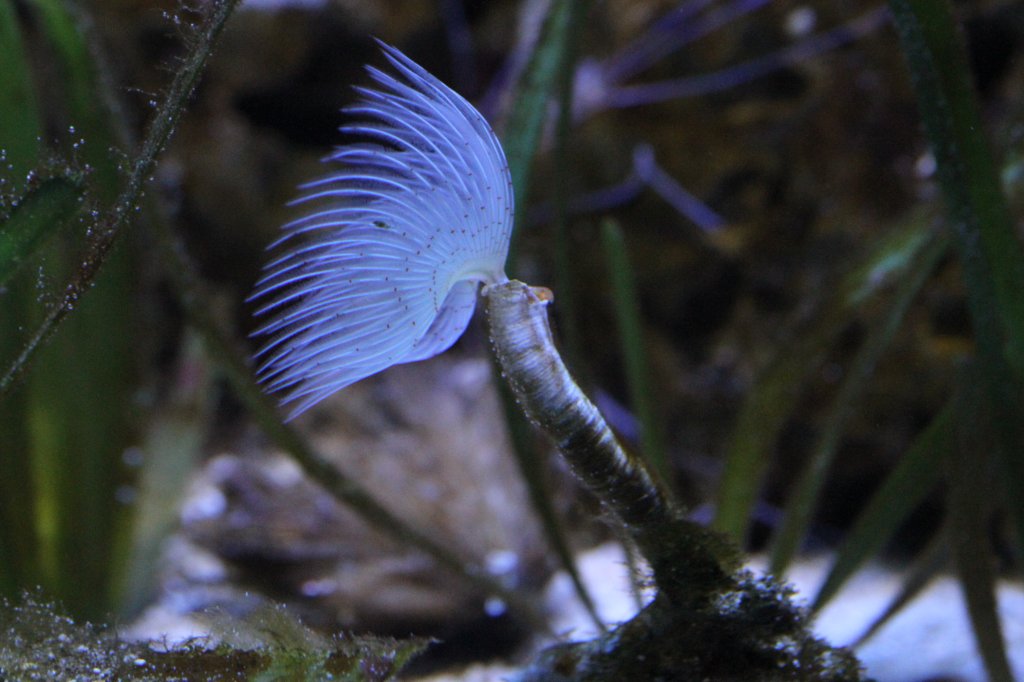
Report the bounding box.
[2,0,1023,679]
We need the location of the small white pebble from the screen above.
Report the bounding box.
[915,152,937,179]
[785,6,817,37]
[483,597,507,617]
[485,549,519,577]
[180,484,227,524]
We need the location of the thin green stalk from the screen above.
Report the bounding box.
[600,218,670,489]
[946,361,1013,682]
[769,228,950,575]
[812,399,951,612]
[850,528,947,647]
[504,0,584,270]
[0,0,41,174]
[0,177,84,286]
[0,0,45,598]
[498,0,603,629]
[550,0,589,371]
[889,0,1024,557]
[0,0,242,394]
[714,218,939,543]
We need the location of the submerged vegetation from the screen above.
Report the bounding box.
[1,0,1022,679]
[0,594,427,681]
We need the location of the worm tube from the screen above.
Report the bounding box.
[484,281,672,535]
[485,280,865,681]
[482,279,734,590]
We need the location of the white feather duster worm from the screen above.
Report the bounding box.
[251,41,514,417]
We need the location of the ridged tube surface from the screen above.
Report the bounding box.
[484,280,672,542]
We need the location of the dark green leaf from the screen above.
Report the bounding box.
[0,0,41,174]
[19,0,134,617]
[503,0,588,270]
[494,0,602,628]
[812,401,950,611]
[30,0,127,198]
[0,0,240,398]
[0,0,46,599]
[549,0,589,373]
[714,218,941,542]
[769,226,950,575]
[851,528,946,646]
[945,362,1014,682]
[889,0,1024,558]
[0,177,84,286]
[601,218,670,488]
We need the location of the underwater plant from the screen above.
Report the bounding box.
[252,40,864,680]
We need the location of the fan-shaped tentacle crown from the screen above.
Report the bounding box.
[251,42,514,417]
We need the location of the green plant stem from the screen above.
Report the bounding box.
[946,361,1013,682]
[769,228,950,575]
[812,399,951,611]
[496,0,603,630]
[0,0,41,174]
[504,0,585,270]
[550,0,589,371]
[851,528,947,647]
[601,218,670,489]
[0,0,241,395]
[0,177,85,286]
[889,0,1024,557]
[714,216,948,544]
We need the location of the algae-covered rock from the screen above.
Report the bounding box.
[0,593,426,681]
[517,572,864,681]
